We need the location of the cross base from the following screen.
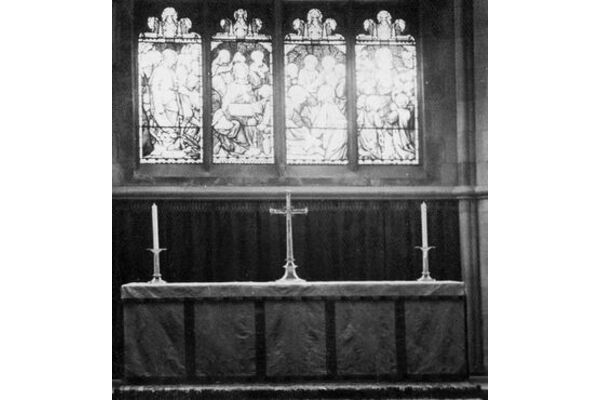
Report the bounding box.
[277,262,305,282]
[417,272,435,282]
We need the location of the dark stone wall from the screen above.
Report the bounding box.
[473,0,488,372]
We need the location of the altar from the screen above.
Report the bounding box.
[122,281,467,382]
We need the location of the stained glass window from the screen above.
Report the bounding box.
[356,11,418,165]
[136,5,421,169]
[284,9,347,165]
[138,8,203,164]
[211,10,274,164]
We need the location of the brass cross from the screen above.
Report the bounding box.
[269,191,308,281]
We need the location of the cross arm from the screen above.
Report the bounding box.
[290,207,308,214]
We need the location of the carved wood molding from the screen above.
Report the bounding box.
[112,185,488,200]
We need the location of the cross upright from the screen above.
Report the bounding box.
[269,191,308,281]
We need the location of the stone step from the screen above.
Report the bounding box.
[113,381,487,400]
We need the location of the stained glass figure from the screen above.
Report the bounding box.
[285,9,347,164]
[356,11,418,165]
[138,8,203,164]
[211,10,274,164]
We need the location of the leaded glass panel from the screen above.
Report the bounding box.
[138,8,203,164]
[356,11,418,165]
[284,9,347,165]
[211,10,274,164]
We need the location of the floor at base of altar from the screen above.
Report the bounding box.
[112,380,488,400]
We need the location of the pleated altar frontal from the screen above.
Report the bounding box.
[121,281,467,382]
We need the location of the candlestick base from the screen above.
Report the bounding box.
[147,248,167,284]
[149,276,167,284]
[277,261,305,282]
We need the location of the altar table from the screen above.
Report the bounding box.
[121,281,467,382]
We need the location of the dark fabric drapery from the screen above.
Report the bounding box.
[113,199,461,378]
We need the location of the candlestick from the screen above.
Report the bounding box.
[416,202,435,281]
[420,202,428,248]
[152,203,159,249]
[148,203,167,284]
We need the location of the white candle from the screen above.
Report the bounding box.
[420,202,428,248]
[152,203,159,249]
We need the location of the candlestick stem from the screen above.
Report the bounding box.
[416,245,436,282]
[147,248,167,284]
